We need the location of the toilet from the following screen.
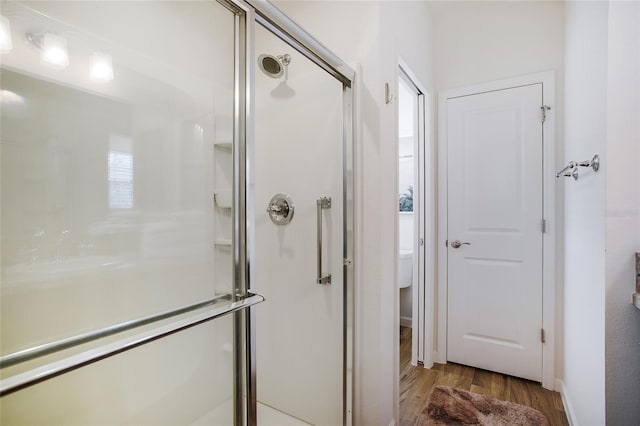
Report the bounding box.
[398,249,413,289]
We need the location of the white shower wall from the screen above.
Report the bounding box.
[252,24,345,426]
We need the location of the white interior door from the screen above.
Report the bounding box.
[446,84,543,381]
[253,25,345,426]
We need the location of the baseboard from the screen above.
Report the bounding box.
[556,379,576,426]
[434,350,446,364]
[400,316,412,328]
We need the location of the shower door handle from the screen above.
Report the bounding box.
[316,197,332,285]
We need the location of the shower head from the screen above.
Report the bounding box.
[258,53,291,78]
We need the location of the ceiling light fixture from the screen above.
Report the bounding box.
[90,52,114,82]
[41,33,69,69]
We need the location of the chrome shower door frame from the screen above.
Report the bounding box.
[222,0,356,424]
[214,2,253,425]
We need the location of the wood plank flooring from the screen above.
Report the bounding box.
[399,327,568,426]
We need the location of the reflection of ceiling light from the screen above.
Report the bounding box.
[0,16,12,53]
[41,33,69,69]
[90,52,114,82]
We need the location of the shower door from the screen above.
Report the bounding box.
[253,22,351,426]
[0,1,256,424]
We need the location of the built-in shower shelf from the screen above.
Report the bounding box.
[214,140,232,150]
[214,239,232,247]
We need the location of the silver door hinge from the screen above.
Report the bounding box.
[541,219,547,233]
[541,105,551,122]
[343,258,352,266]
[541,328,546,343]
[420,238,425,247]
[445,240,448,247]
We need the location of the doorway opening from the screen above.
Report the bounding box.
[396,64,433,371]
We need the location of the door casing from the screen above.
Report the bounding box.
[398,66,425,368]
[436,71,557,390]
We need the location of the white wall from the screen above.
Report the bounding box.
[273,2,435,424]
[562,2,608,424]
[379,4,436,423]
[605,1,640,424]
[431,1,565,91]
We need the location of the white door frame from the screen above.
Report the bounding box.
[436,71,556,390]
[398,58,435,370]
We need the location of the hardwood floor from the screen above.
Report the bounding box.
[399,327,568,426]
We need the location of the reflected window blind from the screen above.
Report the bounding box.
[108,151,133,209]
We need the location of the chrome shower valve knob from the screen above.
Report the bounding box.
[267,193,295,225]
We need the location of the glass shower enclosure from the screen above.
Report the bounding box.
[0,1,354,424]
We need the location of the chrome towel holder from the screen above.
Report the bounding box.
[556,154,600,181]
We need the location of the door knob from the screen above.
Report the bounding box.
[450,240,471,249]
